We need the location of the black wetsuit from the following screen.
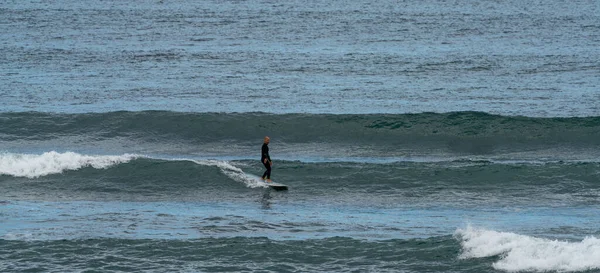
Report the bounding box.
[261,143,271,179]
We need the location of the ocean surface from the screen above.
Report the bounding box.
[1,0,600,272]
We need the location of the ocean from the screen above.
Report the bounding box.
[1,0,599,272]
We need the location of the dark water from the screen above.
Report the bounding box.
[2,155,600,205]
[1,236,467,272]
[2,112,600,272]
[2,0,600,272]
[2,111,600,161]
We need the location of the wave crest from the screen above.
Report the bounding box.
[456,225,600,272]
[190,159,267,188]
[0,151,138,178]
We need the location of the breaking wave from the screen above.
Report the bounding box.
[456,225,600,272]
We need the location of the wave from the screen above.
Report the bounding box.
[0,151,267,189]
[2,151,600,206]
[187,158,267,188]
[4,228,600,272]
[456,225,600,272]
[1,111,599,152]
[2,151,599,184]
[0,151,138,178]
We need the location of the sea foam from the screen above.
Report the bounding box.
[190,159,267,188]
[0,151,138,178]
[456,225,600,272]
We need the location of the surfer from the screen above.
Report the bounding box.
[261,136,272,182]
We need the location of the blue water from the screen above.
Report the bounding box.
[2,0,599,116]
[3,201,598,241]
[1,0,600,272]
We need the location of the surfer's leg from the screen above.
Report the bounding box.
[262,162,271,180]
[266,164,271,179]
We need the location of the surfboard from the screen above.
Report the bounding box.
[244,173,288,190]
[267,182,288,191]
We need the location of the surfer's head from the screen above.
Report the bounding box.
[264,136,270,144]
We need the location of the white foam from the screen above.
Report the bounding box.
[0,151,138,178]
[190,159,267,188]
[456,225,600,272]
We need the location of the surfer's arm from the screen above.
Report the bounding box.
[264,156,271,164]
[262,145,270,163]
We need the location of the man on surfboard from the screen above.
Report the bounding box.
[261,136,272,183]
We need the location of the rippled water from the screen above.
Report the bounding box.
[2,0,600,272]
[1,0,599,116]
